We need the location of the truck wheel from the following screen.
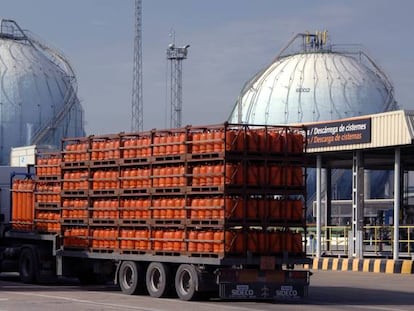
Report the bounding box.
[175,264,199,301]
[19,248,39,284]
[118,261,145,295]
[146,262,172,298]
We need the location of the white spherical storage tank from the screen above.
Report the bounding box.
[229,32,399,206]
[0,20,84,164]
[229,32,397,125]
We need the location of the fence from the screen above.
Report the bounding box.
[306,225,414,258]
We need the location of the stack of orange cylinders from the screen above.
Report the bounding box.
[36,157,61,176]
[135,230,149,250]
[61,199,88,219]
[187,231,216,253]
[63,171,88,190]
[11,179,35,230]
[91,229,117,249]
[63,228,89,247]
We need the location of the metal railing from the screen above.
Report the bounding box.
[306,225,414,258]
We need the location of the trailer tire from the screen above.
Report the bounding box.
[118,261,145,295]
[175,264,199,301]
[145,262,172,298]
[19,247,39,284]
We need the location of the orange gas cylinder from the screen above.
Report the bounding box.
[290,200,303,221]
[247,165,259,186]
[213,231,223,251]
[224,197,233,219]
[213,130,224,152]
[293,133,303,153]
[190,198,199,219]
[134,230,141,249]
[234,231,245,254]
[196,232,205,252]
[188,231,197,252]
[173,230,183,251]
[113,140,120,159]
[165,136,174,155]
[159,136,167,155]
[284,166,293,186]
[224,231,232,253]
[291,232,302,253]
[172,166,179,186]
[225,130,236,151]
[154,230,163,251]
[268,131,280,153]
[192,166,200,186]
[204,231,214,252]
[269,165,282,186]
[199,132,207,154]
[191,133,200,154]
[205,132,214,153]
[292,166,303,186]
[123,139,132,158]
[165,167,173,187]
[269,200,281,219]
[236,131,245,151]
[178,166,186,186]
[127,230,135,249]
[145,138,152,156]
[247,231,259,253]
[165,231,174,251]
[213,164,223,186]
[235,163,244,185]
[141,200,150,219]
[257,199,266,219]
[135,138,143,157]
[153,136,160,155]
[120,230,128,249]
[143,230,150,249]
[178,133,186,154]
[284,231,293,253]
[211,197,221,219]
[12,180,19,226]
[246,199,258,219]
[205,165,213,185]
[199,166,207,186]
[170,135,178,154]
[246,132,256,152]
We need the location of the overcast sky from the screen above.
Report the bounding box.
[2,0,414,135]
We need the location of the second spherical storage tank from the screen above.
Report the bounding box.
[0,20,84,164]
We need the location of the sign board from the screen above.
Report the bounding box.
[307,118,371,148]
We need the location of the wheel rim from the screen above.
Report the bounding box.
[150,268,161,291]
[123,266,134,289]
[179,269,191,294]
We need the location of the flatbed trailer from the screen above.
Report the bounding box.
[0,123,311,301]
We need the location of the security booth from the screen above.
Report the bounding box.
[304,110,414,259]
